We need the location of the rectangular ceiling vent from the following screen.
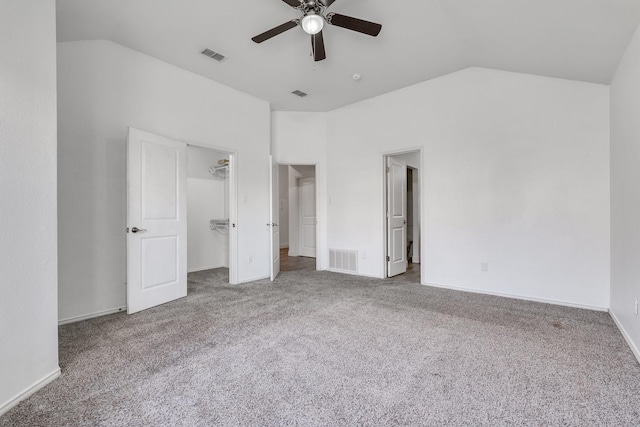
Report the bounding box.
[329,249,358,273]
[292,90,308,97]
[201,48,226,62]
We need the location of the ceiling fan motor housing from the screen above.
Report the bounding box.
[300,1,325,15]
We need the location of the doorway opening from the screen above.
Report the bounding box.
[186,145,236,284]
[383,150,421,282]
[276,164,318,273]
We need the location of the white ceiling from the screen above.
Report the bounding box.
[56,0,640,112]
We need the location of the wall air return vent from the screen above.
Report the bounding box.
[201,48,226,62]
[329,249,358,273]
[292,90,308,97]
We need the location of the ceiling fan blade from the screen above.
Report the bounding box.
[282,0,302,8]
[311,31,326,62]
[327,13,382,37]
[252,20,298,43]
[319,0,337,7]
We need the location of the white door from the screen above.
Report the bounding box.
[387,157,407,277]
[299,176,317,258]
[269,156,280,280]
[127,128,187,314]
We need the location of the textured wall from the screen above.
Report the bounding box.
[611,22,640,360]
[0,0,59,413]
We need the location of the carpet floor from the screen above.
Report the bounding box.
[2,269,640,426]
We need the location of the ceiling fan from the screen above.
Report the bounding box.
[251,0,382,62]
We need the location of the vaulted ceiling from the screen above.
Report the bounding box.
[56,0,640,112]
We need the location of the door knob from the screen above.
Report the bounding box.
[131,227,147,233]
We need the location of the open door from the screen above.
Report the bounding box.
[269,156,280,280]
[387,157,407,277]
[127,128,187,314]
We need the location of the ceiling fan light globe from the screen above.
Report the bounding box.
[301,14,324,35]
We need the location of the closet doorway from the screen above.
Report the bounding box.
[278,164,318,272]
[186,145,236,282]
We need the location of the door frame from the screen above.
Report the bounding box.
[269,155,280,281]
[279,162,320,271]
[382,147,424,282]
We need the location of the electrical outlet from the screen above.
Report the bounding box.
[635,298,638,316]
[362,251,367,260]
[480,262,489,272]
[248,256,253,264]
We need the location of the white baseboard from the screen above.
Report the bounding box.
[188,264,226,273]
[327,269,382,279]
[609,310,640,365]
[280,243,289,249]
[58,306,126,325]
[0,367,61,417]
[238,275,270,284]
[423,281,609,312]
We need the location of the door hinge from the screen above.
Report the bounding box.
[386,256,390,262]
[386,167,390,173]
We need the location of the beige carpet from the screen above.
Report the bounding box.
[2,268,639,426]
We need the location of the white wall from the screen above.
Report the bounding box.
[0,0,60,414]
[187,146,229,272]
[323,67,610,308]
[611,22,640,360]
[57,40,271,322]
[272,112,328,268]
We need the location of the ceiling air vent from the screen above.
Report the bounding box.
[292,90,308,97]
[201,48,226,62]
